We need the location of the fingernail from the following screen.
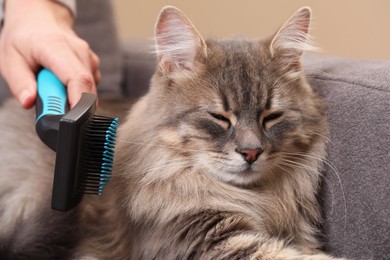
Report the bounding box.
[19,90,30,106]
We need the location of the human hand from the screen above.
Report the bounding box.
[0,0,101,109]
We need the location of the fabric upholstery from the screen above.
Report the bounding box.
[303,55,390,259]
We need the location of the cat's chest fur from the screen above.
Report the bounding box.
[110,170,321,259]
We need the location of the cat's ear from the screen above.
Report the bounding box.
[155,6,207,75]
[270,7,315,66]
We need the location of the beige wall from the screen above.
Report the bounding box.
[112,0,390,60]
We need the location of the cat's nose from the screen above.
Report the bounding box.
[235,147,263,164]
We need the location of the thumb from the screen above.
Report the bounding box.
[66,72,96,108]
[3,53,37,109]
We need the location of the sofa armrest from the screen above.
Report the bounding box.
[303,54,390,259]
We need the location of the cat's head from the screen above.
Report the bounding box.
[135,6,327,186]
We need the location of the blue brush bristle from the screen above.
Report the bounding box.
[98,118,119,194]
[81,116,119,195]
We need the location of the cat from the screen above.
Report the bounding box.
[0,5,345,260]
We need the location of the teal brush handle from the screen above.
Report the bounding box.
[35,69,68,151]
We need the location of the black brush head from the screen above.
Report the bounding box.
[79,115,118,195]
[51,94,118,211]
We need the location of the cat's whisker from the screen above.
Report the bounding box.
[266,103,293,112]
[272,71,301,88]
[279,158,318,173]
[194,153,237,169]
[276,163,327,220]
[272,73,288,88]
[203,71,221,92]
[302,67,327,75]
[276,75,303,90]
[306,130,333,145]
[281,152,348,239]
[295,155,347,222]
[117,139,211,153]
[184,72,219,94]
[137,160,193,176]
[279,158,338,224]
[212,158,240,168]
[283,152,344,185]
[142,162,191,174]
[275,164,297,179]
[318,174,336,222]
[200,100,217,113]
[144,157,191,166]
[276,161,334,218]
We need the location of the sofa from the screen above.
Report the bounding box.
[0,0,389,259]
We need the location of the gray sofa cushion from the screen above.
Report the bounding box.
[303,55,390,259]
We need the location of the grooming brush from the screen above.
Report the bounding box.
[35,68,118,211]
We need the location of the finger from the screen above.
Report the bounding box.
[71,39,94,71]
[1,50,37,109]
[94,69,102,85]
[90,51,100,73]
[67,72,96,108]
[90,52,101,84]
[71,40,101,84]
[32,39,96,108]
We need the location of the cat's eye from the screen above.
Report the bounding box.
[209,112,231,128]
[262,112,283,127]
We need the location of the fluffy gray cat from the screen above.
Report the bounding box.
[0,6,345,260]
